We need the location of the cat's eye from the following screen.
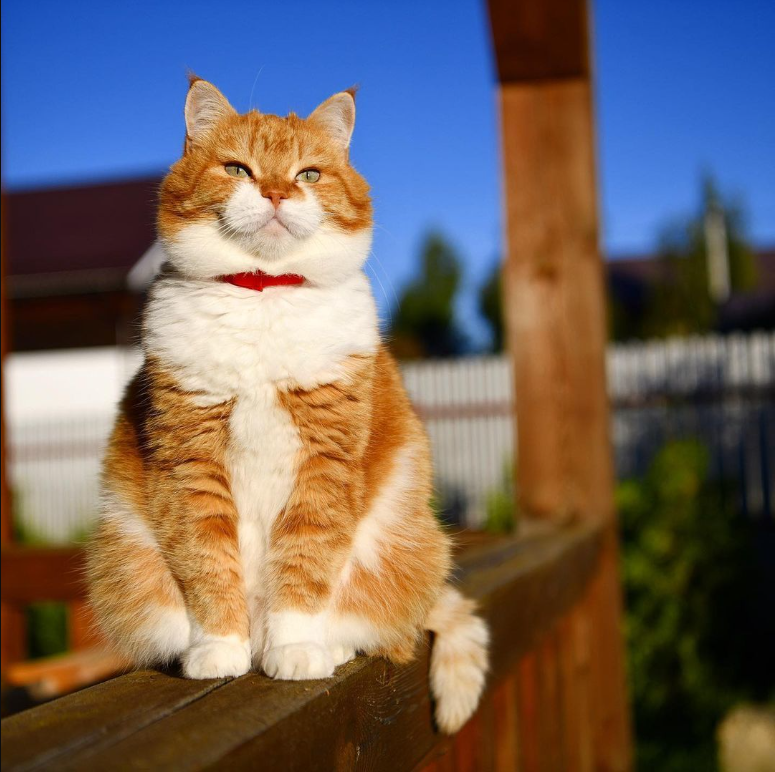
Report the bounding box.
[296,168,321,183]
[224,163,252,179]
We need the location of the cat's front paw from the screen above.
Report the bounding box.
[262,642,335,680]
[183,637,251,679]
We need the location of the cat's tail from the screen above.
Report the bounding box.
[425,585,490,733]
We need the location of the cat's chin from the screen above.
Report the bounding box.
[237,231,298,261]
[262,218,290,237]
[164,220,373,287]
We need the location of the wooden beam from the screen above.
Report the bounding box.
[501,79,614,523]
[490,0,632,767]
[1,189,27,677]
[488,0,589,82]
[2,526,602,771]
[1,547,87,604]
[1,192,11,545]
[4,647,127,701]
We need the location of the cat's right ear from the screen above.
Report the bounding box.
[184,76,236,151]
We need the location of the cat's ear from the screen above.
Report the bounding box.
[184,76,236,149]
[308,89,357,151]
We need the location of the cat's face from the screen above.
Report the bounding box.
[158,79,372,286]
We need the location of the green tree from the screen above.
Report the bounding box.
[479,259,505,352]
[642,177,758,338]
[389,232,468,359]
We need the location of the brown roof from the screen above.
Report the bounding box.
[6,175,161,296]
[606,255,670,283]
[5,174,775,299]
[607,248,775,288]
[753,249,775,291]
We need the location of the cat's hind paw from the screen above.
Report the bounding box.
[183,637,251,679]
[263,642,335,680]
[329,644,357,668]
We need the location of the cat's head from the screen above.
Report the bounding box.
[158,77,372,286]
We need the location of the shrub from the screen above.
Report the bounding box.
[617,439,769,770]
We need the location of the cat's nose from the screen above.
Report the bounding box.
[262,189,288,210]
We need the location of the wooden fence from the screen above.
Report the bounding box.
[7,332,772,541]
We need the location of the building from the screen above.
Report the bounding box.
[5,176,774,352]
[5,176,160,351]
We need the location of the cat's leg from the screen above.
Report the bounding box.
[313,438,448,663]
[261,516,345,681]
[260,377,373,681]
[87,496,190,666]
[146,377,251,679]
[160,465,252,680]
[328,487,451,666]
[93,365,250,678]
[330,500,489,734]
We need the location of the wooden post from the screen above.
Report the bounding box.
[2,192,27,676]
[487,0,632,768]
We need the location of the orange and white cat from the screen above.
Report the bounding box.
[87,78,488,733]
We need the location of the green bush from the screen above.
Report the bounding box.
[618,439,768,771]
[484,460,517,534]
[13,512,93,660]
[26,603,69,659]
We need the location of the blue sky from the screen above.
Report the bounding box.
[2,0,774,340]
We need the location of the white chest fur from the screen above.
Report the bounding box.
[144,271,379,398]
[227,385,299,595]
[144,270,379,594]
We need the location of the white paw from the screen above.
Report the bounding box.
[182,638,251,679]
[262,642,335,680]
[329,644,356,668]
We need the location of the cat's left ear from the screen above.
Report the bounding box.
[308,89,357,152]
[184,76,236,151]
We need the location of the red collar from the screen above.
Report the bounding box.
[221,270,305,292]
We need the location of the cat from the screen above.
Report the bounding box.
[86,77,488,733]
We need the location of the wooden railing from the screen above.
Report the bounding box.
[1,546,125,702]
[1,523,629,771]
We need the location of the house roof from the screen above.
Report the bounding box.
[608,248,775,289]
[607,248,775,333]
[5,174,775,304]
[751,249,775,291]
[6,175,161,297]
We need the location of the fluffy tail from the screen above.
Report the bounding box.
[426,586,490,733]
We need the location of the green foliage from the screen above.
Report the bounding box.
[13,516,56,546]
[13,504,92,660]
[483,459,517,534]
[26,603,69,659]
[640,177,758,340]
[618,439,768,770]
[479,260,505,352]
[389,232,468,358]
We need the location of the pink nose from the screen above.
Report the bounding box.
[262,190,288,210]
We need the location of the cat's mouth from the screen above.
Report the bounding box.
[217,208,319,257]
[261,216,290,236]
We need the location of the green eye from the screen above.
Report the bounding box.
[225,163,251,178]
[296,168,321,183]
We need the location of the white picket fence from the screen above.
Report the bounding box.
[5,332,774,542]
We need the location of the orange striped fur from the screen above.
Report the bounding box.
[87,78,488,732]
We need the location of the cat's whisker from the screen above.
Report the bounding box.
[247,65,265,112]
[364,262,393,327]
[367,249,400,313]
